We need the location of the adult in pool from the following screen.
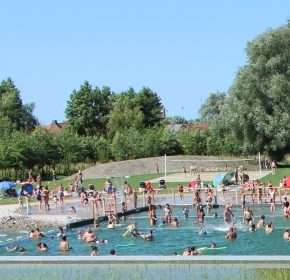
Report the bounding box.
[256,215,265,228]
[225,227,237,240]
[170,217,180,227]
[37,242,48,251]
[163,204,173,224]
[283,229,290,239]
[224,204,234,225]
[82,228,97,243]
[59,235,70,251]
[243,207,254,225]
[141,230,153,241]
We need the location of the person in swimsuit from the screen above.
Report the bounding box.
[243,207,254,225]
[163,204,173,224]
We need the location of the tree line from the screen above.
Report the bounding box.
[0,22,289,179]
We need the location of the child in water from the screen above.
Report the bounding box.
[183,207,189,218]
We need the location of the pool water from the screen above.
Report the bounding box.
[1,204,290,256]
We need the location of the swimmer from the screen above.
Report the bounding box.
[29,228,44,239]
[243,207,254,225]
[131,228,141,238]
[182,246,191,256]
[183,207,189,218]
[256,215,265,228]
[37,242,48,251]
[126,222,137,234]
[110,249,116,256]
[69,206,77,213]
[211,242,217,248]
[77,230,82,239]
[59,235,70,251]
[225,227,237,240]
[199,228,207,235]
[107,221,115,229]
[224,205,234,225]
[141,230,153,241]
[249,224,257,232]
[6,243,19,252]
[170,218,180,227]
[163,204,173,224]
[57,226,66,238]
[265,222,274,233]
[82,228,97,243]
[91,246,99,256]
[283,229,290,239]
[190,246,200,255]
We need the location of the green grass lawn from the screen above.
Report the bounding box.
[260,167,290,186]
[2,167,290,206]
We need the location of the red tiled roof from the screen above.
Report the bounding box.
[186,123,207,131]
[40,121,68,133]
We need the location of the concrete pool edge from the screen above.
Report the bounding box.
[0,256,290,265]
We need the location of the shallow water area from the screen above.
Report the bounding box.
[0,204,290,256]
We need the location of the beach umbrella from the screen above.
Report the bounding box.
[213,173,224,187]
[17,183,34,195]
[0,181,16,191]
[188,180,197,190]
[222,171,235,186]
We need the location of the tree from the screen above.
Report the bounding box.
[199,91,226,123]
[0,78,38,129]
[107,91,144,137]
[137,87,163,127]
[162,115,187,125]
[65,81,113,136]
[211,23,290,159]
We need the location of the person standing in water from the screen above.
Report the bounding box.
[224,204,234,225]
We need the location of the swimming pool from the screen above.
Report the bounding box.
[0,204,289,256]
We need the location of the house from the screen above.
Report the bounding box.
[186,123,207,131]
[166,124,187,133]
[40,120,68,133]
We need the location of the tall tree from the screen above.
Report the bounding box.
[0,78,38,129]
[65,81,113,136]
[138,87,163,127]
[214,24,290,159]
[199,91,226,123]
[107,91,144,137]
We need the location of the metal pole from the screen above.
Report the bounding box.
[173,189,176,204]
[113,195,118,224]
[164,154,167,178]
[258,152,262,179]
[26,197,31,216]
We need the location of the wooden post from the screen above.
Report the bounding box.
[92,200,95,219]
[142,191,146,206]
[26,196,31,216]
[133,191,137,208]
[102,198,106,216]
[113,195,118,224]
[173,189,176,204]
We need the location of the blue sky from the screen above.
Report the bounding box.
[1,1,289,125]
